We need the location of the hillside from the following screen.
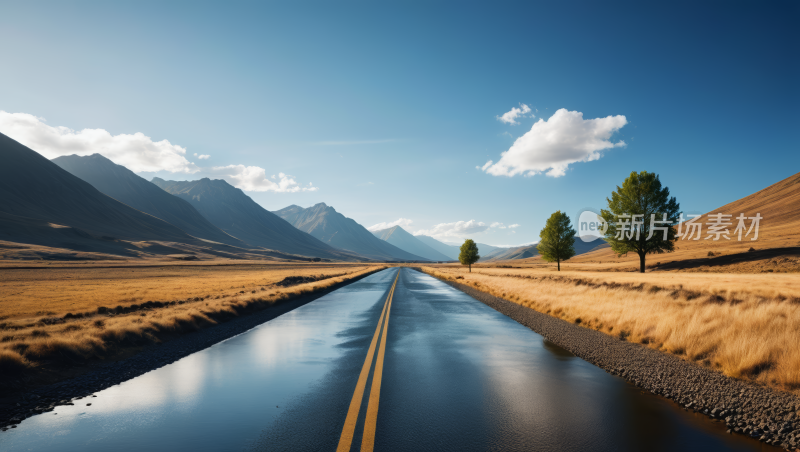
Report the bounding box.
[274,203,426,261]
[371,226,452,261]
[52,154,246,247]
[152,178,362,261]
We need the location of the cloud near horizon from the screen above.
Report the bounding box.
[367,218,413,232]
[414,220,488,238]
[0,111,200,173]
[496,104,532,125]
[482,108,627,178]
[210,165,318,193]
[0,111,319,193]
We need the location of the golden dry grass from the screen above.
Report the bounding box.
[0,263,383,378]
[421,265,800,393]
[0,262,372,320]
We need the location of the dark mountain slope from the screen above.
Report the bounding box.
[52,154,246,247]
[152,178,362,261]
[274,203,426,261]
[0,133,197,245]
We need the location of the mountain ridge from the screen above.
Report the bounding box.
[152,178,362,261]
[274,203,428,261]
[52,154,246,247]
[371,226,452,261]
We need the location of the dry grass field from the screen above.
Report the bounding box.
[0,263,383,380]
[421,264,800,394]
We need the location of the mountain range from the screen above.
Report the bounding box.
[370,226,453,262]
[150,178,359,261]
[52,154,245,248]
[273,204,427,261]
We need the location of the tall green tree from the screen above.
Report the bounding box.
[537,211,576,271]
[601,171,680,273]
[459,239,480,272]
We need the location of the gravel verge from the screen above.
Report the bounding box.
[0,268,382,431]
[426,271,800,451]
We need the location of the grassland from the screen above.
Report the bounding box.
[421,264,800,394]
[0,262,383,380]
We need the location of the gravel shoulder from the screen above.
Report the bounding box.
[426,270,800,451]
[0,268,382,431]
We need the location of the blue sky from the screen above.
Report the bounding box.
[1,1,797,246]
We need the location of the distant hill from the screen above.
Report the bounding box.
[152,178,361,261]
[371,226,452,261]
[274,203,426,261]
[52,154,246,247]
[481,245,537,261]
[0,132,201,255]
[443,240,504,258]
[481,238,609,262]
[414,235,460,260]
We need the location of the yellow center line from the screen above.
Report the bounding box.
[336,270,399,452]
[360,271,396,452]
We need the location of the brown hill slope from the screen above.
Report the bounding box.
[530,171,800,272]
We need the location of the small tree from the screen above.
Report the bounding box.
[537,211,576,271]
[601,171,680,273]
[459,239,480,272]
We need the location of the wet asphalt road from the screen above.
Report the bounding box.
[0,268,773,451]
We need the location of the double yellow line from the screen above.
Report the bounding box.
[336,270,399,452]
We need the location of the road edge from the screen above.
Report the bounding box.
[415,268,800,451]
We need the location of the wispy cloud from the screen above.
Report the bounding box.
[508,224,520,228]
[0,111,199,173]
[209,166,318,193]
[496,103,532,125]
[367,218,413,232]
[312,139,396,146]
[414,220,488,238]
[482,108,627,178]
[0,111,320,194]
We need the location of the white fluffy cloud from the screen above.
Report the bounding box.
[490,222,506,229]
[414,220,488,238]
[496,104,532,125]
[0,111,199,173]
[367,218,413,232]
[483,108,627,178]
[211,166,318,193]
[194,153,210,160]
